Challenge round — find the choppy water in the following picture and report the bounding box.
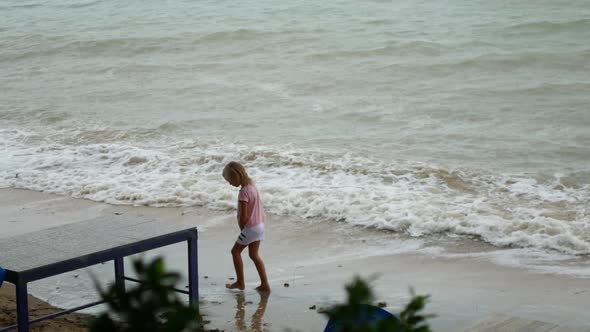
[1,0,590,258]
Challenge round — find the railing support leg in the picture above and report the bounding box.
[187,234,198,306]
[114,257,126,294]
[16,281,29,332]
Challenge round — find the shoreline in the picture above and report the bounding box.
[1,188,590,331]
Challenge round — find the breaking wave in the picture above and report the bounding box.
[1,128,589,255]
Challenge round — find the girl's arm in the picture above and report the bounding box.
[238,201,248,230]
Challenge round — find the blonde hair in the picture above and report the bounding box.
[222,161,253,186]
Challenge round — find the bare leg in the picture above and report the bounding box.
[227,242,247,290]
[248,241,271,292]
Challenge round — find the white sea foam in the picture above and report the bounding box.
[439,248,590,278]
[1,128,589,256]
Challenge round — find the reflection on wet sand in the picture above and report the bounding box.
[234,291,270,331]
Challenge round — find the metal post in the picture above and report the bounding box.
[114,257,126,294]
[187,234,198,305]
[15,280,29,332]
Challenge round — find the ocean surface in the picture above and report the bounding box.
[1,1,590,263]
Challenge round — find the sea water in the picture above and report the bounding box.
[1,1,589,266]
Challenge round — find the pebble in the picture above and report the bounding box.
[284,283,290,287]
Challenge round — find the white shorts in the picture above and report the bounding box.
[236,223,265,245]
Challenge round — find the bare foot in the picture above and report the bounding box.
[226,282,245,290]
[255,285,271,292]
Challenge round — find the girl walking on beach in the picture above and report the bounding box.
[222,161,271,292]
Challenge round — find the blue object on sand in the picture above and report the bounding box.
[323,304,395,332]
[0,267,6,288]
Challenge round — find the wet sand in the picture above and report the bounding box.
[1,188,589,331]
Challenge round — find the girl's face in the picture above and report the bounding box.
[226,175,241,187]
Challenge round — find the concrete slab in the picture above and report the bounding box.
[0,215,193,273]
[465,314,590,332]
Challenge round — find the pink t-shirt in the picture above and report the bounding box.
[237,185,265,228]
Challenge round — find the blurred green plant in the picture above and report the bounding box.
[90,256,205,332]
[323,276,433,332]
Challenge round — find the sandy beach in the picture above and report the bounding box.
[1,188,589,332]
[0,284,90,332]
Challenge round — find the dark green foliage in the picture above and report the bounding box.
[323,276,433,332]
[90,257,204,332]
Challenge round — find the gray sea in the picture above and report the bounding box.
[1,0,590,269]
